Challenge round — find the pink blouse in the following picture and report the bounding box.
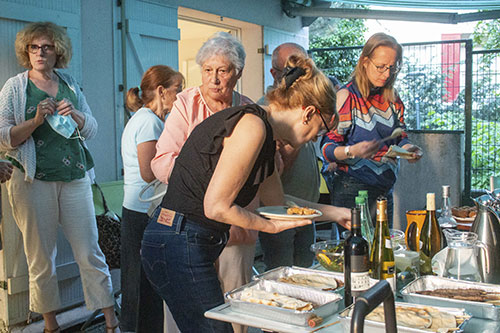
[151,86,253,183]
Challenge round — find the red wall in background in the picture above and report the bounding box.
[441,33,461,102]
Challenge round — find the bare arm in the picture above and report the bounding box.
[137,140,157,183]
[10,98,55,147]
[203,114,310,234]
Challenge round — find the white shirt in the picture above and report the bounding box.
[121,107,164,212]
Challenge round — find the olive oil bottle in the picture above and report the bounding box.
[419,192,444,275]
[369,196,395,291]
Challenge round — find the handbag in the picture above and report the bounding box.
[94,182,121,269]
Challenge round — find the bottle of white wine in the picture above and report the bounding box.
[419,192,444,275]
[369,196,395,291]
[344,207,370,307]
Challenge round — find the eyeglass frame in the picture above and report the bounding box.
[27,44,56,54]
[316,109,331,137]
[368,57,400,75]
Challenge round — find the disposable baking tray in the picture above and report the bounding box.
[225,278,342,326]
[400,275,500,320]
[252,266,344,292]
[339,301,470,333]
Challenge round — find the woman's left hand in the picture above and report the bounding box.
[57,98,85,128]
[402,144,423,163]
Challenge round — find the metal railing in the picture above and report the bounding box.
[310,39,500,200]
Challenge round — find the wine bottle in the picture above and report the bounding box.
[356,195,374,249]
[419,193,444,275]
[344,207,370,307]
[369,196,396,291]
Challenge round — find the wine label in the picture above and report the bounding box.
[351,254,369,272]
[351,271,370,291]
[385,238,392,249]
[381,261,395,279]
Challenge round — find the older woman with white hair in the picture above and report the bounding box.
[150,31,254,333]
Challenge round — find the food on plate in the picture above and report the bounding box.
[354,305,462,332]
[287,206,318,215]
[451,206,477,218]
[277,273,344,291]
[240,288,314,311]
[385,145,414,159]
[416,288,500,303]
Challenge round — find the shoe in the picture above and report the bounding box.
[43,327,60,333]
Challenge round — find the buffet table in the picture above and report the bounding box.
[205,265,500,332]
[205,301,500,332]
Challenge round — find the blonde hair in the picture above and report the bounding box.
[15,21,72,69]
[353,32,402,102]
[266,54,338,130]
[126,65,184,113]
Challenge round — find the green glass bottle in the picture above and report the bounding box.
[356,196,374,250]
[358,190,374,231]
[419,193,444,275]
[369,196,395,291]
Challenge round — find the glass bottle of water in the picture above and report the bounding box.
[356,196,374,249]
[438,185,457,229]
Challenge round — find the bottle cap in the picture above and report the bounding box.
[355,196,365,205]
[359,190,368,198]
[376,196,388,222]
[442,185,450,197]
[426,193,436,211]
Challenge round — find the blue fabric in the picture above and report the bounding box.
[120,207,163,332]
[330,172,394,231]
[258,224,315,270]
[141,207,232,333]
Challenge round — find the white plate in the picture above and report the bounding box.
[255,206,322,220]
[452,215,475,223]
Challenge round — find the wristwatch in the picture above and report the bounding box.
[344,146,354,159]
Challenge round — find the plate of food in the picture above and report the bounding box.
[385,145,415,159]
[256,206,322,220]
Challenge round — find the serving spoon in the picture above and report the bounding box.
[379,127,403,143]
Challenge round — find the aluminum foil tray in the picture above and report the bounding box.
[339,301,470,333]
[400,275,500,320]
[225,278,342,326]
[252,266,344,292]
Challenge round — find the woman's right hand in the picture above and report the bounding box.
[34,98,56,126]
[350,139,379,159]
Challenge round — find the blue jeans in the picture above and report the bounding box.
[331,172,394,237]
[120,207,163,332]
[141,207,232,333]
[259,224,315,270]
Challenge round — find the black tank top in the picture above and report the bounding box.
[161,104,275,232]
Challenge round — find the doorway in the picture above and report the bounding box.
[178,7,263,102]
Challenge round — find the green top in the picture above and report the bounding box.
[20,78,94,181]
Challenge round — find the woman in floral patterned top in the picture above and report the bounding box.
[0,22,119,333]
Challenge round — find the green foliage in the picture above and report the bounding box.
[309,18,366,84]
[473,19,500,50]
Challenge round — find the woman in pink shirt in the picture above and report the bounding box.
[150,32,254,333]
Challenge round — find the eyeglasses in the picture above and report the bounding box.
[27,44,55,54]
[316,109,331,137]
[368,58,400,75]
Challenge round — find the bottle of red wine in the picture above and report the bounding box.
[344,207,370,307]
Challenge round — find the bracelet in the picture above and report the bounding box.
[344,146,354,159]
